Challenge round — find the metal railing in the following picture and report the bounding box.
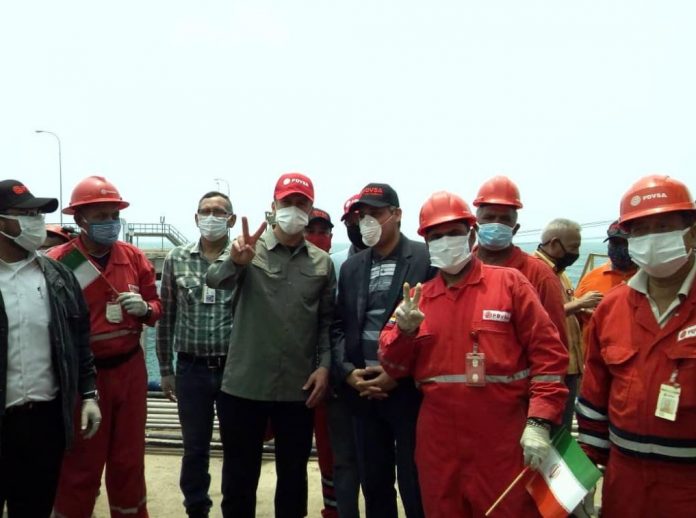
[126,223,189,247]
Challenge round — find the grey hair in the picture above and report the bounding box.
[541,218,581,243]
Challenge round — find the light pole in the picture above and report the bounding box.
[214,177,230,196]
[35,130,63,224]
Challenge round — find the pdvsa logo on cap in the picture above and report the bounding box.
[630,195,641,207]
[362,187,384,196]
[284,177,310,188]
[12,185,27,195]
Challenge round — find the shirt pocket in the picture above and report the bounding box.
[666,340,696,409]
[472,320,520,373]
[299,264,327,302]
[254,260,284,296]
[601,344,638,415]
[176,276,202,305]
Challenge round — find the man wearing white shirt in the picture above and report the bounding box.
[0,180,99,518]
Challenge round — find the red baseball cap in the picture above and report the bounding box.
[341,194,361,221]
[274,173,314,202]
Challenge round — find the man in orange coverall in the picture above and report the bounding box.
[576,174,696,517]
[378,191,568,518]
[48,175,161,518]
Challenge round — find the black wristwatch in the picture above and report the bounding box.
[142,303,153,321]
[526,417,551,430]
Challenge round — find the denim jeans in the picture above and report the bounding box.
[352,381,424,518]
[175,354,226,517]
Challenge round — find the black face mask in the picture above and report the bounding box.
[539,240,579,272]
[347,224,367,250]
[607,241,635,271]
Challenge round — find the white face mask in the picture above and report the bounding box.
[275,206,309,235]
[198,215,229,241]
[428,234,472,274]
[0,214,47,253]
[359,215,383,247]
[628,228,693,278]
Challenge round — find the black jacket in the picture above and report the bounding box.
[330,234,435,382]
[0,254,96,449]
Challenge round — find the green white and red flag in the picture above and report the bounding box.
[59,246,101,289]
[526,429,601,518]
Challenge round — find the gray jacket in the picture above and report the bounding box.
[0,254,96,449]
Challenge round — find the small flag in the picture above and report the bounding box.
[526,429,601,518]
[60,246,101,289]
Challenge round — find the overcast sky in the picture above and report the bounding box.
[1,1,694,243]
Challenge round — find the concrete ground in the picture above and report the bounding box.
[92,452,371,518]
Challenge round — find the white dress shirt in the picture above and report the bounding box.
[1,254,57,408]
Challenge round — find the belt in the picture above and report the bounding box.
[177,352,227,369]
[90,328,140,343]
[4,398,58,416]
[94,344,142,370]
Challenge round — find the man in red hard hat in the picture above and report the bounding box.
[379,191,568,517]
[576,175,696,517]
[473,175,568,355]
[48,175,161,518]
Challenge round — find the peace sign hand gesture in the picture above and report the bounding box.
[231,217,267,266]
[394,282,424,335]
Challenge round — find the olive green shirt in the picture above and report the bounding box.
[206,229,336,402]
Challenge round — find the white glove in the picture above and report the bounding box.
[161,374,177,402]
[117,292,149,317]
[81,399,101,439]
[395,282,424,334]
[520,422,551,470]
[571,486,596,517]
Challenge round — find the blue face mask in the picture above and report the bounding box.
[87,220,121,246]
[477,222,514,251]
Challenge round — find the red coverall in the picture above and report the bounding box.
[379,259,568,518]
[48,239,161,518]
[497,246,568,349]
[576,279,696,517]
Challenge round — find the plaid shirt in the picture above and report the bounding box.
[156,240,234,376]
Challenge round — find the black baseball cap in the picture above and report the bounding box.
[604,220,629,242]
[0,180,58,213]
[355,183,400,209]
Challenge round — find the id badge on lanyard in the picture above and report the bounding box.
[655,368,681,422]
[202,285,216,304]
[466,332,486,387]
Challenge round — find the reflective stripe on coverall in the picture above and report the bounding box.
[48,239,161,518]
[379,259,568,518]
[576,281,696,517]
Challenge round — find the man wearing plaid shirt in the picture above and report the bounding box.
[156,191,237,518]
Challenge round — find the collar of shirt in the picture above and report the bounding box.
[628,256,696,326]
[428,257,484,298]
[190,239,231,260]
[0,252,37,271]
[264,228,307,255]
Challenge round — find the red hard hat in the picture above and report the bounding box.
[418,191,477,236]
[63,176,130,215]
[472,175,523,209]
[619,174,696,225]
[45,224,73,242]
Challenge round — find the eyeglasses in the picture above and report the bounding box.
[197,209,231,217]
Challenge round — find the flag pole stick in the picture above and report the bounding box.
[485,466,530,516]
